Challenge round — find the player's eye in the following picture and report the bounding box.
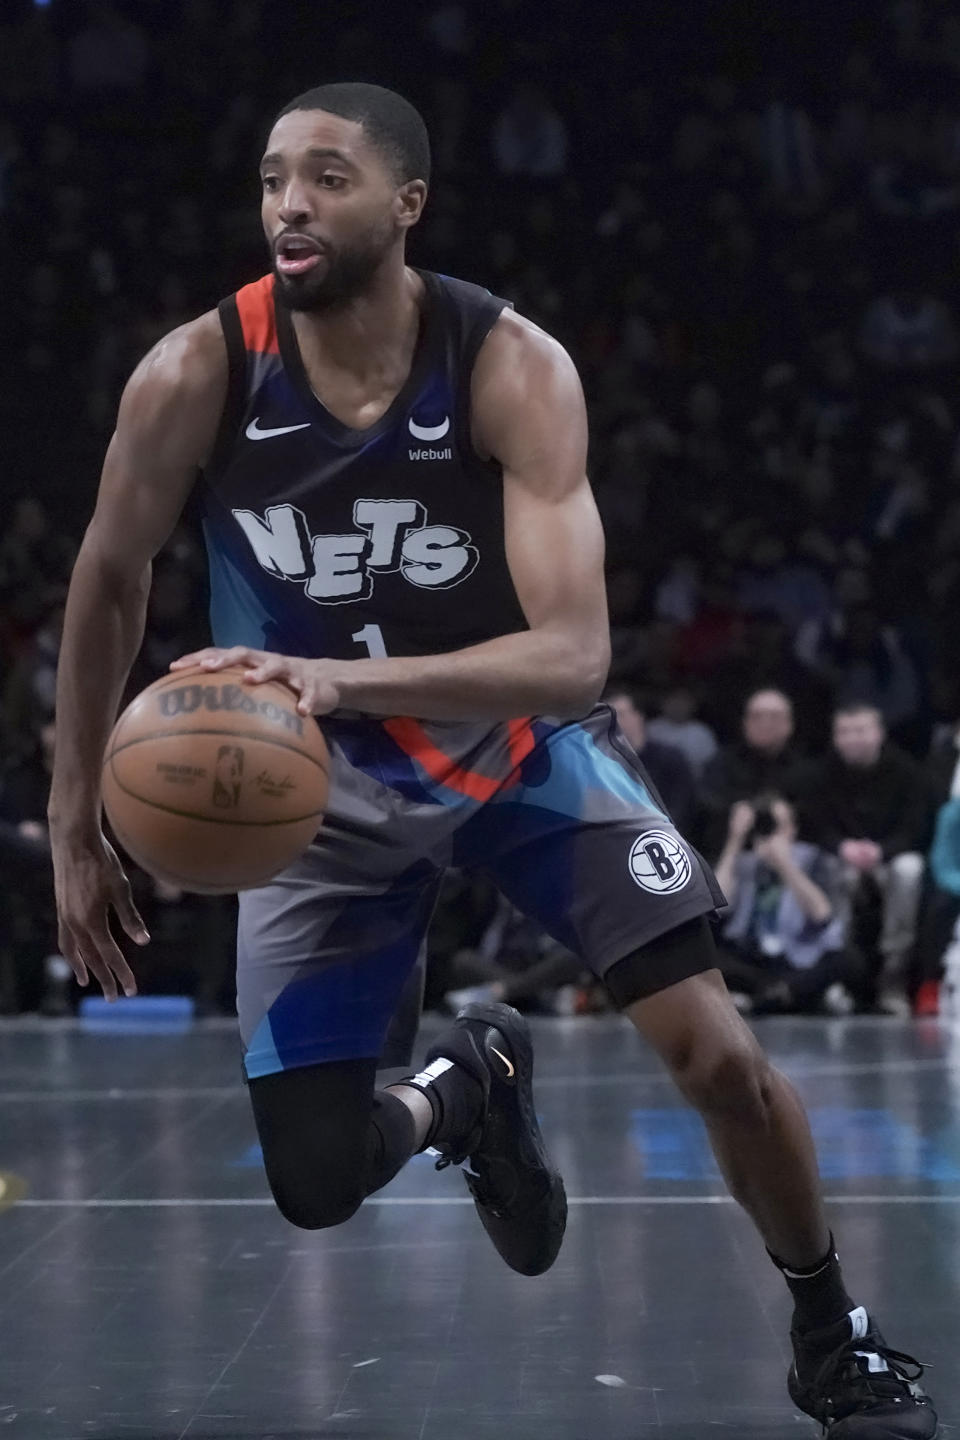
[261,175,280,192]
[318,174,346,189]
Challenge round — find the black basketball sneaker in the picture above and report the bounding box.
[422,1001,567,1276]
[789,1306,938,1437]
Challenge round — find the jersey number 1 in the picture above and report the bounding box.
[351,624,388,659]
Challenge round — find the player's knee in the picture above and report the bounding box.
[267,1166,364,1231]
[673,1037,773,1128]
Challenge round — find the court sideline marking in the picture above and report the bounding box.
[8,1194,960,1208]
[0,1056,957,1102]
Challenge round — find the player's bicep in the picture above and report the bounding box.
[83,315,226,583]
[476,315,609,658]
[87,430,192,574]
[503,472,608,647]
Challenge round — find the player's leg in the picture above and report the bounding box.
[614,926,935,1435]
[247,985,488,1230]
[237,829,457,1230]
[481,706,937,1434]
[369,723,574,1278]
[249,1058,415,1228]
[613,921,832,1263]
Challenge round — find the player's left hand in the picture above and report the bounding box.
[170,646,341,715]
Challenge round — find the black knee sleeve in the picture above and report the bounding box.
[604,915,718,1008]
[363,1089,417,1193]
[248,1059,417,1231]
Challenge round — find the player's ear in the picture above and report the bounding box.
[396,179,427,229]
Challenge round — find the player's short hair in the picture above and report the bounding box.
[276,82,431,187]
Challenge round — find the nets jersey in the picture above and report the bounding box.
[201,274,725,1081]
[200,268,526,664]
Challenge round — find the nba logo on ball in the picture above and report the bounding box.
[628,831,692,894]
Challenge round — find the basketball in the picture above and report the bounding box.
[101,665,330,893]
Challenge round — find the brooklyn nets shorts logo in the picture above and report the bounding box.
[628,830,692,894]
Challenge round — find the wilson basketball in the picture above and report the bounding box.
[101,665,330,893]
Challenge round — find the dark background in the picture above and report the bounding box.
[3,0,960,1013]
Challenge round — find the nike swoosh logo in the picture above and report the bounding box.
[490,1045,515,1079]
[408,415,450,441]
[245,418,311,440]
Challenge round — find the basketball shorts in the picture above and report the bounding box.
[237,705,725,1080]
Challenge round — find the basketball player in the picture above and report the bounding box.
[48,84,936,1435]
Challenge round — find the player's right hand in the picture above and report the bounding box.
[51,832,149,1000]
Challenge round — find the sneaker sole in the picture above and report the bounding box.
[788,1362,940,1437]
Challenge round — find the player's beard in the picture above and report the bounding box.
[272,217,397,313]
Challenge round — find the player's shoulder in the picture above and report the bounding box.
[473,306,583,418]
[119,309,227,425]
[128,308,227,397]
[469,306,586,468]
[429,267,573,375]
[116,309,228,459]
[485,306,573,373]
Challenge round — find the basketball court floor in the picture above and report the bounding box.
[1,1010,958,1438]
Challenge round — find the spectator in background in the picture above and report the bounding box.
[758,85,824,212]
[698,689,811,859]
[802,704,931,1014]
[67,1,150,94]
[0,719,68,1015]
[736,534,796,619]
[492,82,567,178]
[707,609,831,743]
[794,563,873,669]
[646,684,719,778]
[859,287,959,370]
[443,895,586,1016]
[673,572,742,678]
[911,711,960,1015]
[0,498,74,612]
[713,793,863,1014]
[0,3,57,109]
[679,381,731,486]
[654,554,701,626]
[606,686,695,831]
[798,602,922,742]
[735,533,832,633]
[869,118,960,220]
[2,600,63,762]
[127,558,208,698]
[423,869,499,1013]
[919,786,960,1017]
[0,121,20,216]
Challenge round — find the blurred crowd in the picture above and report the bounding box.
[4,0,960,1021]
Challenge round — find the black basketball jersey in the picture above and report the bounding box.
[199,268,527,663]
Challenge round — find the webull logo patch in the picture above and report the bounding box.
[408,446,453,461]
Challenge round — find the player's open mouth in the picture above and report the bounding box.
[275,235,324,275]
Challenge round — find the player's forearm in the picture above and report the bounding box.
[48,548,151,838]
[332,627,609,721]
